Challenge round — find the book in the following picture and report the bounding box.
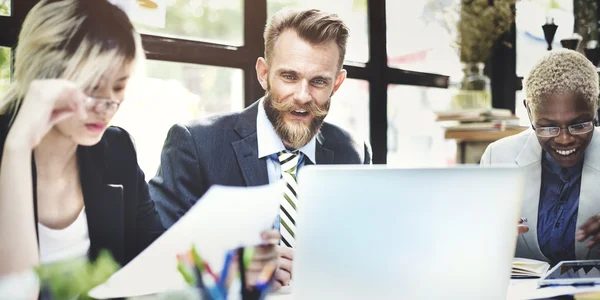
[512,258,550,278]
[435,108,518,122]
[443,122,526,132]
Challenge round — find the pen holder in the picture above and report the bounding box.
[177,246,277,300]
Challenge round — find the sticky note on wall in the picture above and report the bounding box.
[109,0,167,29]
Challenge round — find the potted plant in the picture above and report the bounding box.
[452,0,516,110]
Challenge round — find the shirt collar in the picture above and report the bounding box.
[256,98,317,163]
[542,151,583,181]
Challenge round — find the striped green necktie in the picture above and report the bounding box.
[278,150,300,248]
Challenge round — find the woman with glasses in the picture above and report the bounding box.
[0,1,278,298]
[481,49,600,265]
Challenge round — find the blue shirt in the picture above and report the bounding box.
[537,151,583,265]
[255,98,317,232]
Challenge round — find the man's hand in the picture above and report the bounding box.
[245,230,279,287]
[271,246,293,291]
[577,214,600,248]
[518,218,529,235]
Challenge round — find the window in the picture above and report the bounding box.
[516,0,574,77]
[0,1,484,165]
[325,78,370,142]
[386,0,462,78]
[0,0,10,16]
[0,47,10,93]
[387,84,455,167]
[267,0,369,63]
[132,0,244,45]
[112,61,243,177]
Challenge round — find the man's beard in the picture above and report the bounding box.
[264,91,330,150]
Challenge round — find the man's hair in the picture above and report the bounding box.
[1,0,144,115]
[525,49,599,113]
[263,9,349,69]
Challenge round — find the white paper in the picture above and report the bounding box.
[109,0,167,28]
[512,258,550,276]
[88,184,281,299]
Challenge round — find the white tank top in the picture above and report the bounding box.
[38,208,91,264]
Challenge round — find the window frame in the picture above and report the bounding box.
[0,0,521,164]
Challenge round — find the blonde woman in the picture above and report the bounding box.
[481,49,600,265]
[0,0,278,298]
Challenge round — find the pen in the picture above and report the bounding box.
[191,245,206,273]
[238,248,249,299]
[243,247,256,271]
[254,261,277,293]
[189,246,224,300]
[202,271,225,300]
[204,261,219,283]
[176,252,197,285]
[511,275,540,279]
[539,282,597,288]
[218,250,236,297]
[219,250,235,285]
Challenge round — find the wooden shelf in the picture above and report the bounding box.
[445,127,527,143]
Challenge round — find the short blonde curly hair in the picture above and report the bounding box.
[525,49,599,113]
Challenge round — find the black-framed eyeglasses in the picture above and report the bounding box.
[525,103,595,137]
[531,121,595,137]
[86,97,121,114]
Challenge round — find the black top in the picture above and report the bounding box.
[0,114,165,267]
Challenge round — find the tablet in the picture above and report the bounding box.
[538,260,600,287]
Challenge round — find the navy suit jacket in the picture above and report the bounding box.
[149,100,372,227]
[0,116,165,267]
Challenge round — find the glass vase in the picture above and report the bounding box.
[451,62,491,110]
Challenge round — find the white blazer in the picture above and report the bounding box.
[481,128,600,261]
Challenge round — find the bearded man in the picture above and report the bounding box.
[149,8,371,290]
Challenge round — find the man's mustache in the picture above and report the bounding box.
[268,97,329,118]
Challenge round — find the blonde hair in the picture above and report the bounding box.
[525,49,599,113]
[264,9,349,69]
[0,0,144,117]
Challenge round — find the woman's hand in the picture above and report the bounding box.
[518,217,529,235]
[6,79,87,150]
[577,214,600,248]
[0,79,86,277]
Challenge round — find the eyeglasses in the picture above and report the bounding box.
[531,121,594,137]
[525,103,596,137]
[86,97,122,114]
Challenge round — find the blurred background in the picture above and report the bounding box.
[1,0,597,178]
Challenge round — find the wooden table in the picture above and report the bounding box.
[444,127,528,164]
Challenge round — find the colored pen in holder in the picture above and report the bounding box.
[238,247,277,300]
[177,245,277,300]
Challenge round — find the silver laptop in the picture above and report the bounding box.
[293,165,524,300]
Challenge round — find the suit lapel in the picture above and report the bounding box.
[78,146,125,264]
[232,133,269,186]
[314,131,334,164]
[515,132,548,261]
[576,128,600,259]
[232,101,269,187]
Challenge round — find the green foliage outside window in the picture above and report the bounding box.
[0,47,10,94]
[0,0,10,16]
[135,0,243,45]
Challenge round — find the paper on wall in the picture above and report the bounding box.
[109,0,167,29]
